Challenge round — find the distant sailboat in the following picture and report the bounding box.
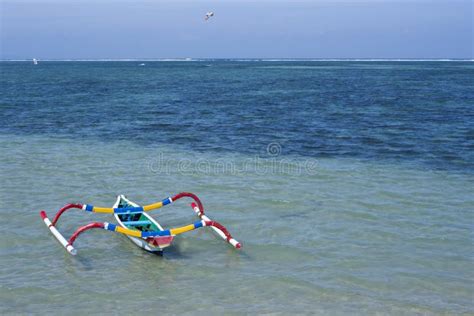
[33,58,38,65]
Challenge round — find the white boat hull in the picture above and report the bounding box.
[113,195,165,254]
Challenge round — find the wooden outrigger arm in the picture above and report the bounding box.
[39,192,241,255]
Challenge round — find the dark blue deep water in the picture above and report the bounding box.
[1,61,473,172]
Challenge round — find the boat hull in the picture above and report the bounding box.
[113,195,165,254]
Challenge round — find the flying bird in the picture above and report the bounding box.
[204,12,214,21]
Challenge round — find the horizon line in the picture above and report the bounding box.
[1,58,473,62]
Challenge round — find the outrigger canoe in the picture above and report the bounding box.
[39,192,241,256]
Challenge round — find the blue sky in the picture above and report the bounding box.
[0,0,472,59]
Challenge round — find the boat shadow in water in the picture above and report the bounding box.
[63,251,107,271]
[157,241,196,260]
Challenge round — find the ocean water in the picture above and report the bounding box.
[0,61,473,314]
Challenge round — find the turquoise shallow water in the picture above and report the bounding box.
[0,61,473,314]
